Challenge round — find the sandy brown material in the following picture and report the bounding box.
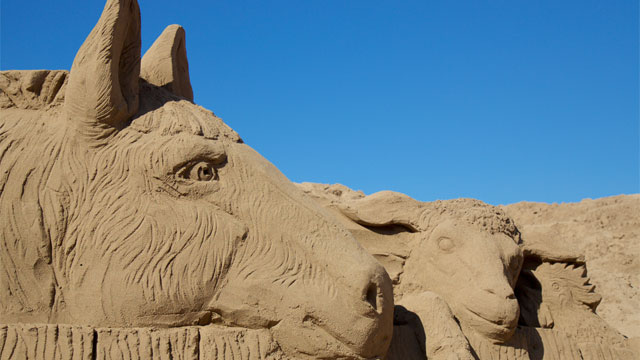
[64,0,141,132]
[141,25,194,102]
[502,195,640,339]
[0,70,68,110]
[2,0,636,358]
[0,323,285,359]
[388,292,474,360]
[298,183,638,359]
[0,1,393,358]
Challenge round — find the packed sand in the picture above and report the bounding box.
[2,0,636,358]
[297,182,639,339]
[297,183,639,339]
[297,183,639,358]
[0,0,394,357]
[502,195,640,338]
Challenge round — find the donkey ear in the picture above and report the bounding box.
[141,25,194,102]
[64,0,141,132]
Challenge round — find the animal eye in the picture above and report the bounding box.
[178,161,217,181]
[437,237,455,252]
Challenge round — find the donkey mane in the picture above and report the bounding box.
[0,97,64,320]
[0,70,68,111]
[0,72,241,321]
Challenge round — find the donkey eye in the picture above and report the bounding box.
[178,161,217,181]
[437,237,455,252]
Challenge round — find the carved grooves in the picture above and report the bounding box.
[0,324,93,360]
[465,326,584,360]
[0,324,286,360]
[0,70,68,110]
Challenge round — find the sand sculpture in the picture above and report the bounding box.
[0,1,395,358]
[2,1,637,360]
[297,183,639,359]
[503,195,640,340]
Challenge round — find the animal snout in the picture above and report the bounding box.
[340,262,394,357]
[354,262,393,318]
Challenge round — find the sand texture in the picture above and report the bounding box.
[0,1,393,358]
[1,0,637,358]
[297,183,638,359]
[502,195,640,338]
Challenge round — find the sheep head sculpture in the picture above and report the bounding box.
[0,1,393,358]
[336,192,523,343]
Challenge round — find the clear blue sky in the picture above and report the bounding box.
[2,0,638,205]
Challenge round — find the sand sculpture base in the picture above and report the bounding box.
[0,324,284,360]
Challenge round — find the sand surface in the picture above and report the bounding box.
[502,195,639,338]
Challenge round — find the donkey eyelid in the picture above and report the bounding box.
[166,136,226,167]
[167,142,227,174]
[172,153,226,173]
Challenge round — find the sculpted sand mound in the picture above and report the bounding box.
[2,1,636,358]
[297,183,638,359]
[502,195,640,338]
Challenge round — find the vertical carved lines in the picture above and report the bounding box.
[0,324,286,360]
[0,324,93,360]
[199,327,284,360]
[95,327,199,360]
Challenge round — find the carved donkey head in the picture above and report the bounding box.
[0,1,393,357]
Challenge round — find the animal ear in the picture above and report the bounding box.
[64,0,141,132]
[337,191,424,232]
[141,25,194,102]
[521,239,585,263]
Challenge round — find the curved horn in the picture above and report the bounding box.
[141,25,194,101]
[64,0,141,135]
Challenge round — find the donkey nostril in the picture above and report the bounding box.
[365,282,378,311]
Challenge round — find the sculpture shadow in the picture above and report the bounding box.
[386,305,427,359]
[515,258,548,360]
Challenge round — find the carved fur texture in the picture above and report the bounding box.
[0,1,394,358]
